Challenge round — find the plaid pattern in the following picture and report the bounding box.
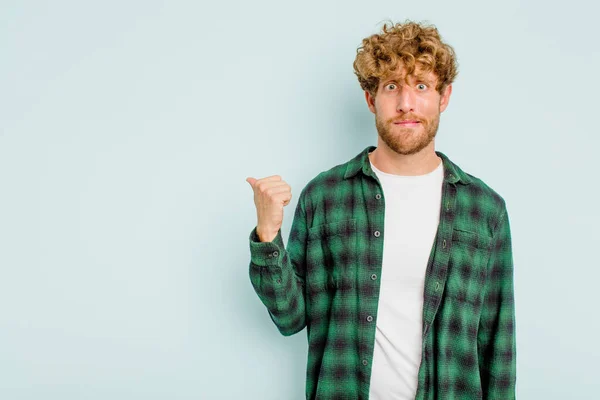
[249,146,516,399]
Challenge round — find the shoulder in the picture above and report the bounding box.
[297,161,351,208]
[456,168,509,236]
[466,172,506,210]
[442,151,507,211]
[295,153,361,222]
[440,151,509,235]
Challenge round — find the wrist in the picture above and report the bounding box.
[256,225,278,242]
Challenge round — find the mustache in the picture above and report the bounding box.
[386,115,424,124]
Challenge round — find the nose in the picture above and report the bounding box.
[396,86,416,113]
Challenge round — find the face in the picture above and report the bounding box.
[365,66,452,155]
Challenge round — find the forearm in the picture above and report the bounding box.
[249,227,307,336]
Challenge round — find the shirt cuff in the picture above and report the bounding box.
[249,227,285,266]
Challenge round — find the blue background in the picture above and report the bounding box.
[1,0,598,398]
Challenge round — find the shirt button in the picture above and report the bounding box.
[442,239,447,248]
[435,282,440,291]
[362,359,368,366]
[375,193,381,200]
[276,279,282,284]
[371,274,377,280]
[374,230,381,237]
[272,251,279,257]
[366,315,373,322]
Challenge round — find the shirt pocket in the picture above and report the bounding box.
[306,219,357,292]
[445,228,492,306]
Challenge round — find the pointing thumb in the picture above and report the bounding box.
[246,177,257,187]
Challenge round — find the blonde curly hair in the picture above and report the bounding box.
[353,20,458,96]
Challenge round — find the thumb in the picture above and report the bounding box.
[246,177,257,188]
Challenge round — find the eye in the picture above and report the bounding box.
[417,83,427,90]
[385,83,397,91]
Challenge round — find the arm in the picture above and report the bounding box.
[477,207,517,399]
[248,192,308,336]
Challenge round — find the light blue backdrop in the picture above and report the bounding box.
[1,0,598,399]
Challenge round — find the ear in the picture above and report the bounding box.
[365,91,376,114]
[439,84,452,113]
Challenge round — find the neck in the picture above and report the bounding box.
[368,140,441,176]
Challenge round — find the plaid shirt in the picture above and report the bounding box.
[248,146,516,400]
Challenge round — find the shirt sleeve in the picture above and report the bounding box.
[477,206,517,399]
[248,191,308,336]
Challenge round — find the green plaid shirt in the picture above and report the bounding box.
[248,146,516,400]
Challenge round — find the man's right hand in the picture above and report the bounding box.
[246,175,292,242]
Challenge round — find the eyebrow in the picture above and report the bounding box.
[385,75,435,85]
[415,75,434,83]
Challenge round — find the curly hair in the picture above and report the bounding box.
[353,20,458,96]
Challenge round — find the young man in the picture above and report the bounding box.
[246,21,516,400]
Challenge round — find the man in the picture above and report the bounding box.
[246,20,516,400]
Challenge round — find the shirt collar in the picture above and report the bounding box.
[343,145,473,185]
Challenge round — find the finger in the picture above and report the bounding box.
[260,181,290,191]
[256,175,282,184]
[265,185,292,196]
[246,177,257,187]
[282,193,293,206]
[256,181,290,193]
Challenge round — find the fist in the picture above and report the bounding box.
[246,175,292,242]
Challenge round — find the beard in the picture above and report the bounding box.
[375,111,441,155]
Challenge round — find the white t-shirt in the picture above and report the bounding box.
[368,156,444,400]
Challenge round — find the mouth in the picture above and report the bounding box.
[393,120,421,127]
